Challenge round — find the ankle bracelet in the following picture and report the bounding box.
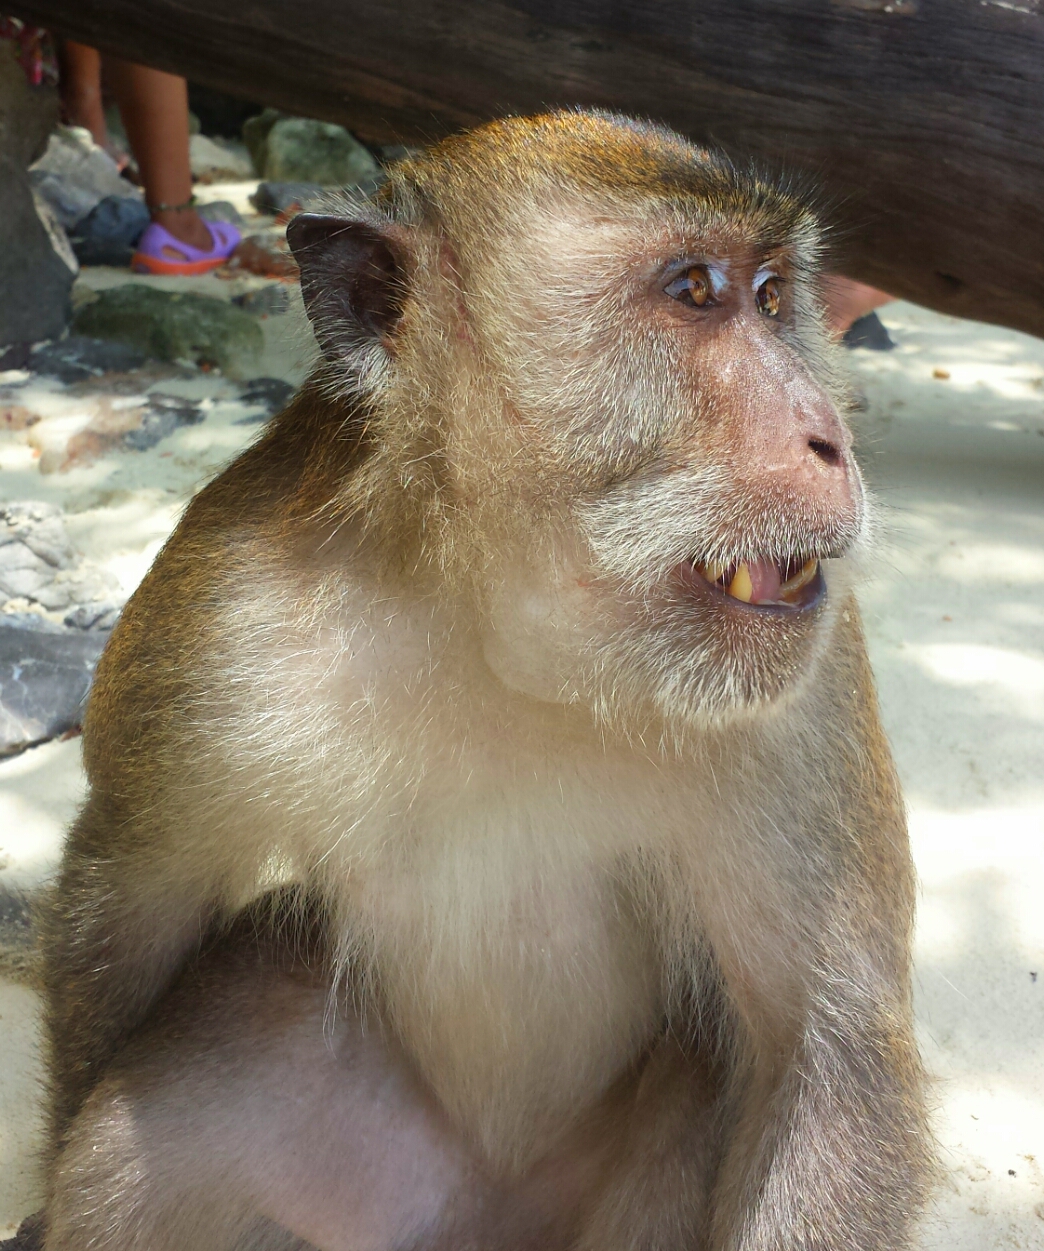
[148,196,197,213]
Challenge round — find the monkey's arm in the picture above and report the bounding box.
[578,608,931,1251]
[41,386,372,1144]
[708,611,932,1251]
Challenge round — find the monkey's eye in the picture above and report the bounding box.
[665,266,713,308]
[756,276,782,317]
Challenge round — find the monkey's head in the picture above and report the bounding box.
[287,112,866,733]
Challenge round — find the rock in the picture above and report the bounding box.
[64,602,119,631]
[0,343,31,371]
[0,886,35,983]
[122,393,205,451]
[233,284,290,316]
[0,55,75,347]
[68,193,151,267]
[0,621,107,755]
[251,180,324,215]
[1,501,75,571]
[0,541,58,602]
[72,285,263,379]
[235,376,296,422]
[258,116,380,187]
[0,40,57,169]
[189,133,254,182]
[0,1211,45,1251]
[1,503,121,627]
[199,199,244,226]
[242,107,283,174]
[30,335,148,383]
[843,311,896,351]
[28,124,140,229]
[227,235,298,280]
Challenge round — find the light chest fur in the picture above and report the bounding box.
[190,562,825,1171]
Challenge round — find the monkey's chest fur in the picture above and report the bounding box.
[342,825,664,1173]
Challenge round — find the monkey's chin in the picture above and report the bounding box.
[676,556,826,613]
[591,558,836,738]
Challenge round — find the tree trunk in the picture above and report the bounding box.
[13,0,1044,338]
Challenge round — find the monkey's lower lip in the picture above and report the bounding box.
[681,556,824,611]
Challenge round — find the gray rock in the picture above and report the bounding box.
[250,180,325,215]
[30,334,148,383]
[0,342,31,370]
[64,602,119,631]
[2,612,65,633]
[199,199,244,226]
[0,886,34,983]
[1,502,74,569]
[234,284,290,316]
[0,622,107,755]
[843,311,895,351]
[234,376,296,423]
[0,546,53,602]
[68,194,150,267]
[123,393,205,451]
[72,286,263,380]
[1,502,121,624]
[28,124,140,229]
[0,56,75,348]
[189,134,253,181]
[260,117,380,187]
[242,108,284,174]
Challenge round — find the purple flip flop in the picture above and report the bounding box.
[131,218,241,275]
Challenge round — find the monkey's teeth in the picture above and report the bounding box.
[727,563,754,603]
[778,558,819,603]
[702,559,728,584]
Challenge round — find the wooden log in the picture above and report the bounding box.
[12,0,1044,337]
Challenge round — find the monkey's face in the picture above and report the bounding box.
[287,117,867,732]
[453,200,866,730]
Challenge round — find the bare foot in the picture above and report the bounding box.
[152,208,214,255]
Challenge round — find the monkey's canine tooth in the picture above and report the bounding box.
[726,563,754,603]
[778,558,819,603]
[701,559,728,584]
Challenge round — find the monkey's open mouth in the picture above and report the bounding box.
[683,556,823,610]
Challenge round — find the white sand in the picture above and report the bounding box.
[1,298,1042,1243]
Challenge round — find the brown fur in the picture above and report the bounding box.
[40,111,931,1250]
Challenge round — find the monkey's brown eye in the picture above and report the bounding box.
[756,277,782,317]
[665,267,713,308]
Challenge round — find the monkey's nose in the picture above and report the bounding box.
[807,436,843,469]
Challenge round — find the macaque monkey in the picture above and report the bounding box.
[37,111,932,1251]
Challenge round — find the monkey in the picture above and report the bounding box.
[36,110,932,1250]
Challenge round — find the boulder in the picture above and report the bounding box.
[246,112,380,187]
[0,621,107,755]
[189,133,253,182]
[0,52,75,347]
[0,502,120,616]
[251,180,324,215]
[198,199,244,226]
[29,123,140,229]
[233,284,290,316]
[234,375,296,423]
[72,285,263,379]
[29,334,147,383]
[67,193,150,267]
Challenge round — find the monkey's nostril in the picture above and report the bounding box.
[808,437,841,468]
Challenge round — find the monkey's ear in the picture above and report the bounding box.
[286,213,409,362]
